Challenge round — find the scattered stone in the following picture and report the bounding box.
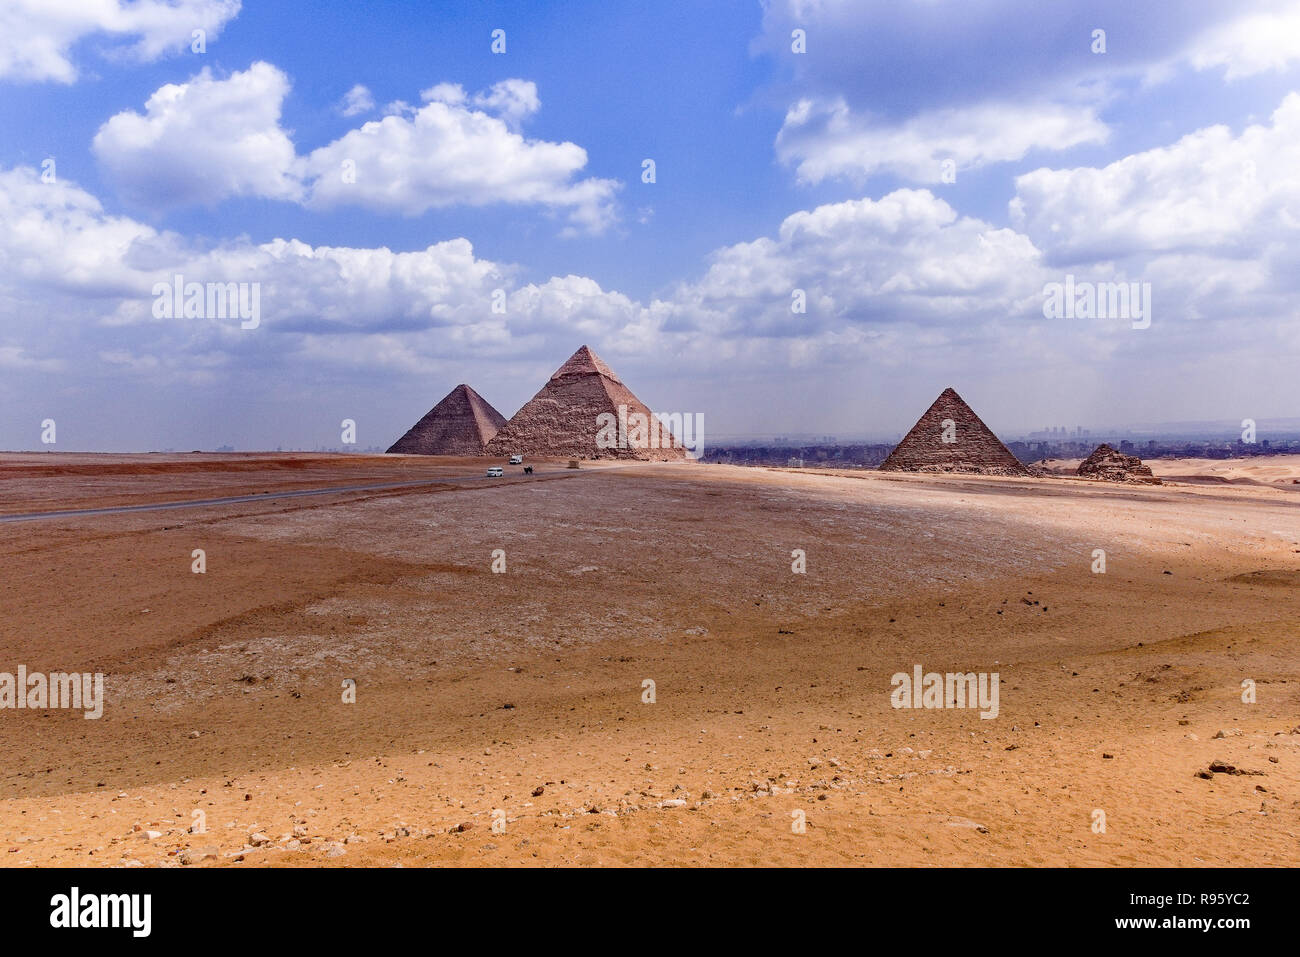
[1076,444,1161,484]
[1202,759,1264,776]
[178,847,217,865]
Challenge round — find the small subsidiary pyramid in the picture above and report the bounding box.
[879,387,1029,475]
[1077,444,1161,484]
[387,384,508,455]
[484,345,689,460]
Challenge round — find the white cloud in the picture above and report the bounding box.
[418,80,542,129]
[1011,93,1300,264]
[337,84,375,117]
[464,78,540,130]
[92,62,302,208]
[0,164,626,376]
[0,165,160,296]
[1182,5,1300,79]
[777,96,1108,185]
[5,131,1299,444]
[662,188,1046,356]
[1,164,1046,383]
[304,79,618,234]
[0,0,240,83]
[758,0,1300,187]
[92,67,619,234]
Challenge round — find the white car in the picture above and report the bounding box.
[485,467,504,477]
[508,455,523,465]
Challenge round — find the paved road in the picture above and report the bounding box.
[0,469,582,524]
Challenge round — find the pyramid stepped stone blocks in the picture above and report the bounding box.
[879,387,1029,476]
[387,384,507,455]
[485,345,689,461]
[1077,444,1161,484]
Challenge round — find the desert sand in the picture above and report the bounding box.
[0,452,1297,867]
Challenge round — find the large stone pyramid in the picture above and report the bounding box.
[485,345,689,460]
[387,383,508,455]
[879,387,1029,475]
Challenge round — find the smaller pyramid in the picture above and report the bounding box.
[485,345,689,460]
[1077,444,1161,484]
[387,384,507,455]
[879,387,1029,476]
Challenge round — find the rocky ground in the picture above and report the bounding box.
[0,454,1297,866]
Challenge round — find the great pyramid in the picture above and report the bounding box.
[387,383,508,455]
[484,345,689,461]
[879,387,1029,476]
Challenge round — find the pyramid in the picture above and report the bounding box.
[1077,444,1161,484]
[484,345,689,461]
[387,384,507,455]
[879,387,1029,475]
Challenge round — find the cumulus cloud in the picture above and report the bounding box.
[753,0,1284,111]
[6,111,1300,445]
[337,84,375,117]
[92,62,302,208]
[1,164,1045,384]
[422,79,541,129]
[0,0,240,83]
[758,0,1300,186]
[305,78,617,234]
[12,150,1289,383]
[777,96,1108,185]
[0,165,625,374]
[1011,93,1300,265]
[1182,3,1300,79]
[92,68,618,234]
[661,188,1047,361]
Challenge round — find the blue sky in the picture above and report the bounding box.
[2,0,1300,450]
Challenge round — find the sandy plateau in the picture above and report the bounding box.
[0,452,1297,867]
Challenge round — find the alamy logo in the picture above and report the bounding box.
[890,665,999,719]
[0,667,104,719]
[50,887,151,937]
[595,405,705,459]
[152,274,261,329]
[1042,275,1151,330]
